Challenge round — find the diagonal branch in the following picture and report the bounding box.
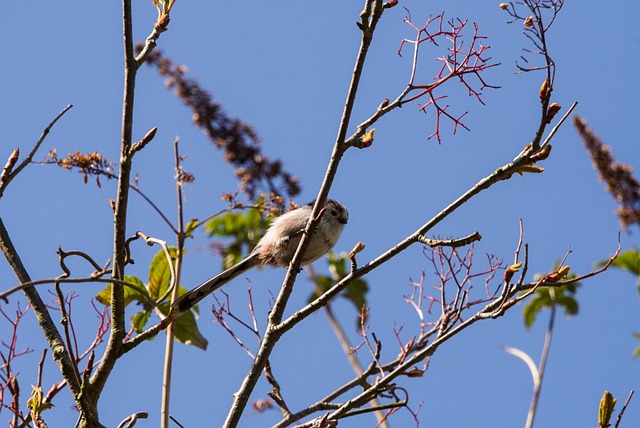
[0,104,73,199]
[222,2,386,426]
[0,217,89,417]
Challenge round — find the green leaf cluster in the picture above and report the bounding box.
[522,262,580,329]
[96,247,208,350]
[604,247,640,282]
[309,252,369,321]
[204,209,269,269]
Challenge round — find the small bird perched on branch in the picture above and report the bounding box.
[171,199,349,317]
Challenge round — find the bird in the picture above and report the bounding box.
[170,199,348,317]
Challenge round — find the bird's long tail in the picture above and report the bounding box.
[171,253,260,317]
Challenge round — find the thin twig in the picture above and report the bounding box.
[0,276,155,306]
[540,101,578,149]
[54,282,82,389]
[160,139,186,428]
[36,349,47,388]
[221,3,385,426]
[0,217,85,412]
[265,360,291,418]
[299,241,617,425]
[169,416,186,428]
[90,0,140,410]
[308,265,390,428]
[613,390,634,428]
[0,104,73,198]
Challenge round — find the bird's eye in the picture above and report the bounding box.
[331,210,338,217]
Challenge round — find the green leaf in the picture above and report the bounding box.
[205,210,269,241]
[327,252,348,278]
[633,333,640,358]
[158,303,208,350]
[557,295,579,317]
[342,279,368,312]
[222,242,245,269]
[205,212,241,237]
[522,261,581,329]
[173,310,208,350]
[148,247,178,299]
[204,209,270,270]
[185,218,199,238]
[96,275,147,307]
[307,252,369,317]
[523,295,544,329]
[96,287,111,306]
[132,310,152,333]
[308,275,333,301]
[126,285,199,338]
[600,248,640,277]
[245,208,263,229]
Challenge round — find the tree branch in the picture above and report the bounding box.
[88,0,141,414]
[0,104,73,199]
[0,217,91,419]
[221,2,386,426]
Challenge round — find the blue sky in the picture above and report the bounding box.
[1,1,640,427]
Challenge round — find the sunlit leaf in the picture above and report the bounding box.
[132,310,152,333]
[308,252,369,319]
[327,252,348,278]
[26,385,52,416]
[185,218,199,238]
[245,207,263,229]
[633,333,640,359]
[598,248,640,278]
[522,261,580,329]
[96,275,147,307]
[204,209,270,269]
[148,247,178,299]
[158,303,208,350]
[96,287,111,306]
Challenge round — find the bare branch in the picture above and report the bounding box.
[0,276,155,306]
[0,104,73,199]
[614,390,635,428]
[416,231,482,248]
[0,216,85,415]
[221,2,387,426]
[350,12,499,144]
